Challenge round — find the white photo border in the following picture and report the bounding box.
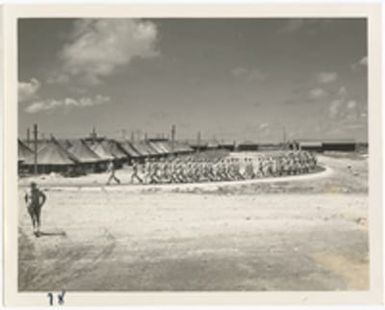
[3,3,383,306]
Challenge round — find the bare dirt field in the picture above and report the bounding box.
[18,152,368,291]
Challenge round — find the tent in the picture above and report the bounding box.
[56,139,73,149]
[21,139,50,152]
[23,138,79,174]
[87,141,115,161]
[154,140,173,154]
[118,140,142,159]
[130,141,156,157]
[146,141,167,156]
[100,139,128,160]
[68,139,107,172]
[68,139,101,163]
[148,141,170,156]
[18,139,34,162]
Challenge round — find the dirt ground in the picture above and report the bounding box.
[18,152,369,291]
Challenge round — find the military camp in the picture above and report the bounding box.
[16,17,371,296]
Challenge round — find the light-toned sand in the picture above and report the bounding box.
[18,153,368,291]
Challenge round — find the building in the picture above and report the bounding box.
[23,138,80,174]
[321,140,356,152]
[237,141,259,151]
[298,139,357,152]
[298,141,323,152]
[67,139,106,173]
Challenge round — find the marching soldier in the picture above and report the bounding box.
[234,158,244,180]
[149,160,160,184]
[106,160,121,185]
[130,160,143,184]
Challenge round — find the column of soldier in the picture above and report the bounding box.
[130,150,317,184]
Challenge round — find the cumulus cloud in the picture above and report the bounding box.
[316,72,338,84]
[49,19,159,85]
[359,57,368,66]
[337,86,348,97]
[259,123,269,130]
[329,98,360,121]
[231,66,266,82]
[25,95,110,113]
[346,100,357,110]
[352,56,368,71]
[309,87,328,100]
[18,78,41,102]
[329,99,344,119]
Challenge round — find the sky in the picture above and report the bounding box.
[18,18,368,142]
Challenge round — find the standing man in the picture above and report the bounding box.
[106,160,121,185]
[24,182,46,237]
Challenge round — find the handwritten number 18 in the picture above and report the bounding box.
[47,291,65,306]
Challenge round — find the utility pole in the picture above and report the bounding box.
[197,131,201,153]
[130,131,135,142]
[282,126,287,150]
[144,132,148,141]
[91,126,97,142]
[26,128,30,147]
[171,124,176,153]
[33,123,38,175]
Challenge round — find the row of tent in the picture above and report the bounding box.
[18,137,193,175]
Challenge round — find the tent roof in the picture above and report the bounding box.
[20,139,50,151]
[144,142,160,156]
[100,140,128,159]
[56,139,73,149]
[130,141,156,156]
[147,141,167,155]
[149,141,170,154]
[18,139,34,162]
[87,141,115,160]
[68,139,102,163]
[118,141,142,158]
[156,141,174,153]
[24,140,79,165]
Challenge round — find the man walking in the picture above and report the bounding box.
[24,182,46,237]
[106,160,121,185]
[131,160,143,184]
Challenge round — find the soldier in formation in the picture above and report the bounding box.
[129,150,317,185]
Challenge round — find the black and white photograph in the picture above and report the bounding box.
[2,3,383,306]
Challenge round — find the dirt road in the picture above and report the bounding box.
[18,154,368,291]
[19,192,368,291]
